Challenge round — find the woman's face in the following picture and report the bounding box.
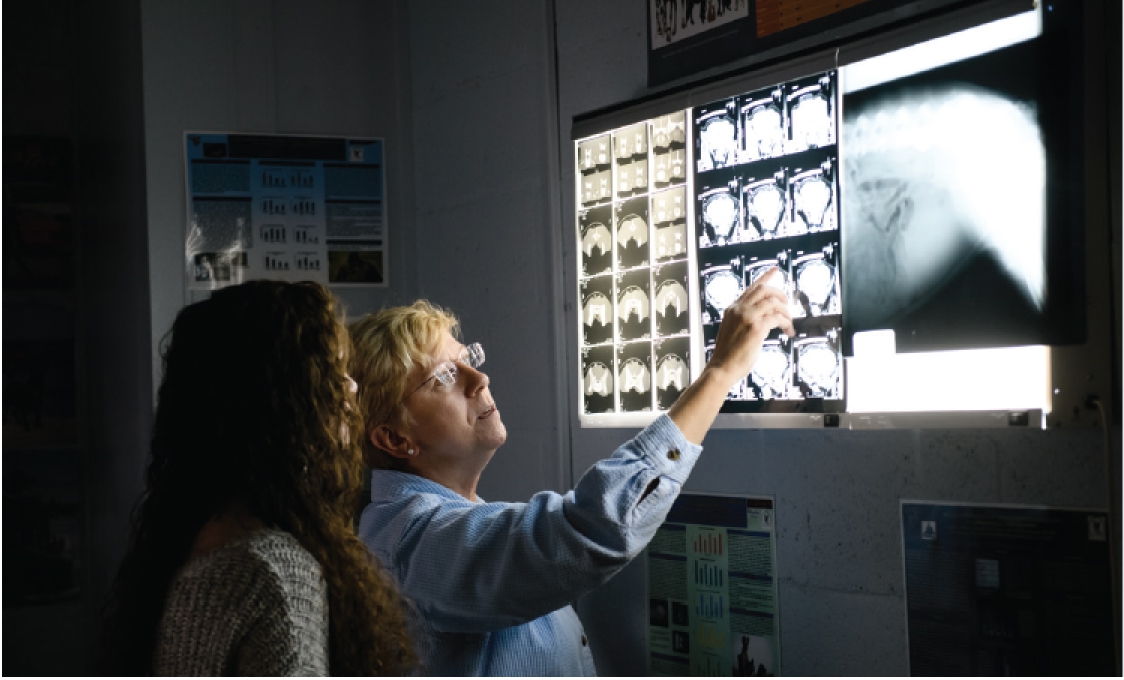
[401,330,507,464]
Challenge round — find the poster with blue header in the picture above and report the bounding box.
[183,133,387,289]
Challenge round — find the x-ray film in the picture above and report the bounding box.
[580,135,612,172]
[581,276,614,346]
[790,156,837,232]
[742,172,788,242]
[697,180,742,249]
[652,187,688,262]
[700,258,744,326]
[618,268,652,341]
[794,332,842,399]
[618,341,654,412]
[580,205,613,277]
[582,345,616,414]
[793,245,841,318]
[695,101,739,173]
[655,337,690,410]
[616,197,650,270]
[740,85,786,163]
[748,336,797,400]
[786,74,835,154]
[654,261,690,337]
[582,168,613,206]
[840,20,1082,352]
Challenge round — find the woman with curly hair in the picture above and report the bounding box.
[96,280,416,676]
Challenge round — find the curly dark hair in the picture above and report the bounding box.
[96,280,416,675]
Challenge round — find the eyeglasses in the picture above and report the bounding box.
[403,342,485,401]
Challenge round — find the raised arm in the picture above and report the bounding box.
[668,267,794,443]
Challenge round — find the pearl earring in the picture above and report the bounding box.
[408,449,416,455]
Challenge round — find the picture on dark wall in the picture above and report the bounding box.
[617,268,652,341]
[618,341,654,412]
[615,197,650,270]
[654,261,690,336]
[581,275,614,346]
[841,4,1084,353]
[580,205,613,276]
[656,337,690,409]
[582,345,615,414]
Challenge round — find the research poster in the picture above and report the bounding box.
[184,133,387,290]
[901,501,1116,676]
[647,494,780,676]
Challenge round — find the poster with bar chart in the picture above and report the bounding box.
[646,494,780,676]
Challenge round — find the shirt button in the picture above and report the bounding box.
[667,449,681,461]
[581,634,588,647]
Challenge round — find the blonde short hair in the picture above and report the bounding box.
[348,300,459,469]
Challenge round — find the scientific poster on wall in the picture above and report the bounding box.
[901,501,1116,676]
[184,133,387,290]
[647,493,780,676]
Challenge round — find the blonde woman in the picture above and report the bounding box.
[349,271,791,675]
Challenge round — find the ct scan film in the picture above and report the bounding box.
[693,71,844,414]
[576,110,693,415]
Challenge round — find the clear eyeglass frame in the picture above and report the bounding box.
[405,342,485,400]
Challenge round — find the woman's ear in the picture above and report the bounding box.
[370,425,415,460]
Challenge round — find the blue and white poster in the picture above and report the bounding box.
[184,133,387,289]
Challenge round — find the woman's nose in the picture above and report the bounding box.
[462,363,489,395]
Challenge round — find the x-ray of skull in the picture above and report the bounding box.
[791,159,836,234]
[580,205,613,276]
[618,267,652,341]
[616,197,650,270]
[740,86,786,163]
[795,332,841,399]
[787,74,835,155]
[749,338,795,400]
[618,341,654,412]
[695,100,739,173]
[743,173,788,241]
[582,345,616,413]
[656,337,690,410]
[581,276,614,346]
[793,245,841,318]
[655,261,690,337]
[701,260,744,325]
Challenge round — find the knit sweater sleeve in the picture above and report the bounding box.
[154,530,329,676]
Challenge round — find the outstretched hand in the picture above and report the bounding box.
[667,267,794,444]
[706,267,795,384]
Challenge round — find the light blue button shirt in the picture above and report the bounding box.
[358,414,702,676]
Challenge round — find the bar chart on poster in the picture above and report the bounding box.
[576,1,1084,428]
[183,133,388,291]
[646,494,779,677]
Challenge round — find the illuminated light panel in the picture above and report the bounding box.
[842,8,1042,94]
[846,345,1051,413]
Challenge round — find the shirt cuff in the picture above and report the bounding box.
[630,413,704,484]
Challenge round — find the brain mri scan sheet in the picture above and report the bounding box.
[698,181,742,249]
[616,197,650,270]
[695,101,739,173]
[748,337,797,400]
[582,345,616,414]
[741,85,787,164]
[618,268,652,341]
[786,74,835,154]
[580,205,613,276]
[656,337,690,409]
[581,275,615,346]
[652,187,688,261]
[742,172,788,242]
[618,341,654,412]
[700,258,744,326]
[654,261,690,337]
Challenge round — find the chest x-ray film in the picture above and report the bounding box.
[840,1,1084,354]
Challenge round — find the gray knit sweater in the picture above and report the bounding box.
[154,529,329,676]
